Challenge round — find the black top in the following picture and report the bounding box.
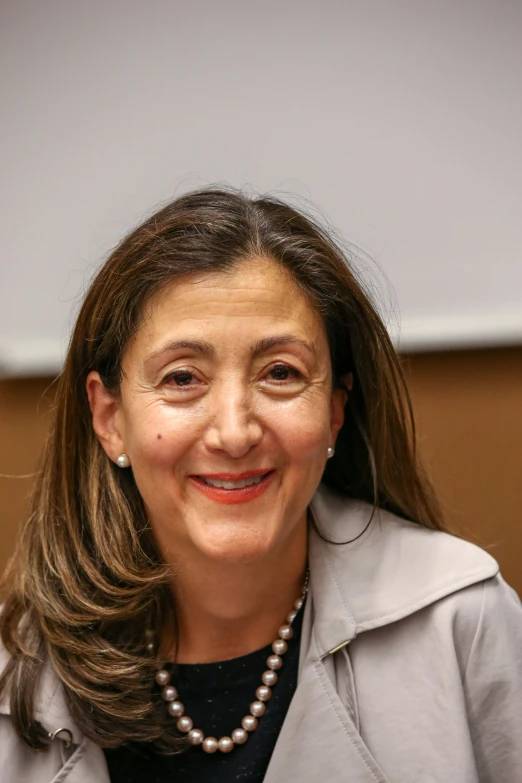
[104,601,304,783]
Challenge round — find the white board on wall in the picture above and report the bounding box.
[1,0,521,376]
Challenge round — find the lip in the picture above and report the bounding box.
[189,470,275,505]
[194,469,271,481]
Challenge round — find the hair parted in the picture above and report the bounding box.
[0,185,445,751]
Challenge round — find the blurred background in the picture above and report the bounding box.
[1,1,521,592]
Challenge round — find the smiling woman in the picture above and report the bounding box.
[86,258,347,584]
[1,186,521,783]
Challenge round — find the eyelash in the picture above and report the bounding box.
[162,363,302,389]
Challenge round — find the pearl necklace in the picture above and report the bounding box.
[154,570,310,754]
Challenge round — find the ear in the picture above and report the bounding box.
[329,372,353,442]
[86,371,126,463]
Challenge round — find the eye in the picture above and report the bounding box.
[266,364,302,382]
[163,370,199,387]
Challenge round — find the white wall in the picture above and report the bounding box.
[1,0,521,376]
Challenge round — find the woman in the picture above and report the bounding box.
[0,186,520,783]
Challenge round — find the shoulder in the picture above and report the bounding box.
[421,573,522,678]
[453,573,522,671]
[448,574,522,776]
[0,609,13,713]
[0,609,79,744]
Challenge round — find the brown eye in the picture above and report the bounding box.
[268,365,301,381]
[165,371,195,387]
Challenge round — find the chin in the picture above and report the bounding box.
[194,526,275,565]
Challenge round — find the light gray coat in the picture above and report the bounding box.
[1,484,521,782]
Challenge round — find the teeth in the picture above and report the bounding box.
[201,474,266,489]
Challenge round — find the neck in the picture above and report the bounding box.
[159,517,308,664]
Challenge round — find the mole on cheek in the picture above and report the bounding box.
[157,434,162,439]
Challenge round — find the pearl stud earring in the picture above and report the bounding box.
[327,447,335,459]
[116,453,131,468]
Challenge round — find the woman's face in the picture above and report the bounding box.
[88,257,347,566]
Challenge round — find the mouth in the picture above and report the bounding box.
[189,470,275,504]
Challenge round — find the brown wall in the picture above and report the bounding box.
[403,346,522,594]
[1,346,521,594]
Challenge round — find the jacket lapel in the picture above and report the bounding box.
[264,631,391,783]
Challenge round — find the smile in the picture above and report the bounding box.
[200,475,265,489]
[189,470,275,504]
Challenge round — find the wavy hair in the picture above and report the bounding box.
[0,185,445,751]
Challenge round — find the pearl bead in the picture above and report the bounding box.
[262,669,278,686]
[177,716,193,733]
[116,454,130,468]
[188,728,204,745]
[278,624,294,640]
[202,736,219,753]
[267,654,283,670]
[218,736,234,753]
[162,685,178,702]
[232,727,248,744]
[167,701,184,717]
[155,670,171,687]
[272,639,287,656]
[154,569,310,754]
[250,700,266,717]
[256,685,272,702]
[242,715,258,732]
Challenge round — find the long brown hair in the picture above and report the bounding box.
[0,185,445,751]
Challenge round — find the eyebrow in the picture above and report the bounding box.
[145,340,216,365]
[249,335,317,358]
[145,335,317,365]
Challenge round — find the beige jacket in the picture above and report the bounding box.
[1,484,521,782]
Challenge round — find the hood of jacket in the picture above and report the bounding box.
[308,483,499,658]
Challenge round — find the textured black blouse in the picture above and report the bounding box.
[104,601,304,783]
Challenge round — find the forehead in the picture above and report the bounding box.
[134,257,327,351]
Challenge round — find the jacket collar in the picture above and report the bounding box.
[308,483,499,658]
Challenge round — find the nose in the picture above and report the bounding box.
[203,382,263,459]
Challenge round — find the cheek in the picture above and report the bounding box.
[272,397,330,462]
[124,403,200,472]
